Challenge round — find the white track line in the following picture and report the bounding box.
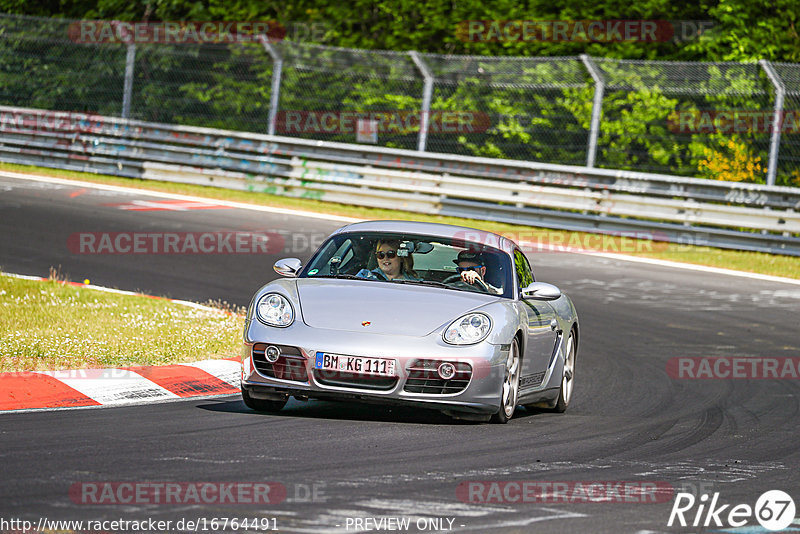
[2,272,229,313]
[0,169,360,223]
[3,169,799,286]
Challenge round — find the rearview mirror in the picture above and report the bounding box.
[399,241,434,255]
[521,282,562,301]
[413,242,434,254]
[274,258,302,277]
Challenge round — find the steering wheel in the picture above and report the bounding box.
[442,273,490,292]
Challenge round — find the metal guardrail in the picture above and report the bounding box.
[1,105,799,255]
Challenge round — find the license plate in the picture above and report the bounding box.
[314,352,396,377]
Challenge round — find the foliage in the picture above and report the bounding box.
[0,274,243,372]
[698,138,765,182]
[0,0,797,61]
[0,2,797,186]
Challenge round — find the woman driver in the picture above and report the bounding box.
[358,239,420,281]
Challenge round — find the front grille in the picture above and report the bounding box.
[313,370,398,391]
[403,359,472,394]
[252,343,308,382]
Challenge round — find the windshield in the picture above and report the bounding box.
[300,231,513,298]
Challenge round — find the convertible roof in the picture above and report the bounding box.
[331,220,516,254]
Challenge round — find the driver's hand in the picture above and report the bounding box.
[460,270,481,285]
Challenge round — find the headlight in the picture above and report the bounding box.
[255,293,294,327]
[443,313,492,345]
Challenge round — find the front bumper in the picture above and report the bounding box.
[242,320,508,416]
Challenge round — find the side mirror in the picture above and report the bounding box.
[274,258,302,277]
[521,282,562,301]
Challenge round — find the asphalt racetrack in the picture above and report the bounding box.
[1,172,799,533]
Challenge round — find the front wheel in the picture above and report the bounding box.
[550,331,576,413]
[241,386,288,412]
[491,338,521,424]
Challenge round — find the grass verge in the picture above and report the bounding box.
[1,161,798,279]
[0,273,244,373]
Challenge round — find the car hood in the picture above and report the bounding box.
[296,278,497,336]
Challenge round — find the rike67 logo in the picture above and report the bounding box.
[668,490,796,531]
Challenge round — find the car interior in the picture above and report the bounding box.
[307,233,509,295]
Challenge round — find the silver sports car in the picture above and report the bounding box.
[241,221,578,423]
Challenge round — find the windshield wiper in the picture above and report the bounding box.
[312,273,367,280]
[389,279,460,290]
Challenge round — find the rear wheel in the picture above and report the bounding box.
[241,386,288,412]
[491,338,520,424]
[550,331,576,413]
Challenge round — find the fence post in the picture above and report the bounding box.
[580,54,604,168]
[760,59,785,187]
[409,51,433,152]
[121,43,136,119]
[262,38,283,136]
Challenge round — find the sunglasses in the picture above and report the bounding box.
[376,250,398,259]
[456,265,483,273]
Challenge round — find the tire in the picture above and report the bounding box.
[550,331,576,413]
[491,338,521,424]
[241,385,288,412]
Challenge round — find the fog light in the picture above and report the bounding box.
[437,362,456,380]
[265,345,281,363]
